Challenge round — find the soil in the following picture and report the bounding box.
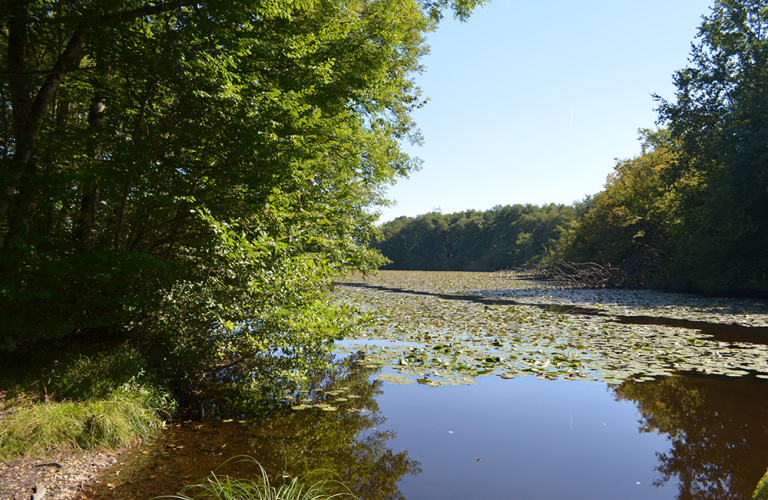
[0,391,126,500]
[0,451,121,500]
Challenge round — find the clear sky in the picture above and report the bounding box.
[377,0,714,222]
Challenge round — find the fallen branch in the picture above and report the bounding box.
[497,261,628,289]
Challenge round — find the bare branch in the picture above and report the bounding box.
[499,260,628,289]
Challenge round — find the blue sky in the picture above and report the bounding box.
[377,0,714,222]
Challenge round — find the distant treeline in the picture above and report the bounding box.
[376,204,576,272]
[377,125,766,295]
[377,1,768,296]
[378,126,766,295]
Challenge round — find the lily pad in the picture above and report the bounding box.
[375,373,415,385]
[334,271,768,386]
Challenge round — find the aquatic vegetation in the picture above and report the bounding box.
[334,271,768,386]
[481,284,768,327]
[168,458,354,500]
[287,385,365,413]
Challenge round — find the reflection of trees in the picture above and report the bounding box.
[87,352,418,500]
[245,352,421,500]
[612,374,768,500]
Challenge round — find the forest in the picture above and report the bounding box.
[376,203,576,271]
[378,0,768,296]
[0,0,486,400]
[0,0,766,452]
[1,2,768,497]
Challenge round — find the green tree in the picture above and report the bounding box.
[550,130,677,286]
[0,0,485,392]
[376,204,574,271]
[656,0,768,293]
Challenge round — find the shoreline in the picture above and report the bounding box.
[0,449,121,500]
[0,390,152,500]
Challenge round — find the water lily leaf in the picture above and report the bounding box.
[335,271,768,385]
[375,373,415,385]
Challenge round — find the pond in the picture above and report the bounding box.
[87,271,768,500]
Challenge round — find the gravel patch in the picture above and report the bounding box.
[0,451,120,500]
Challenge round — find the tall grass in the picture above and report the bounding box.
[755,467,768,500]
[0,345,174,459]
[0,386,165,459]
[167,458,356,500]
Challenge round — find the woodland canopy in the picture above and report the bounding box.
[0,0,485,394]
[378,0,768,296]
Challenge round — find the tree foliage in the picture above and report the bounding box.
[552,0,768,294]
[654,0,768,292]
[376,204,576,271]
[549,130,679,286]
[0,0,485,392]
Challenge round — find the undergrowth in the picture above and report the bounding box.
[755,467,768,500]
[0,344,175,459]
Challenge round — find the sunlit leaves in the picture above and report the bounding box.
[0,0,437,381]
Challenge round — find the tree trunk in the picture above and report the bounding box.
[74,92,105,251]
[1,10,87,250]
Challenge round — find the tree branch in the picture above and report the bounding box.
[98,0,197,27]
[0,66,97,77]
[24,30,87,158]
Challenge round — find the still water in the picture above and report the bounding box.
[90,354,768,500]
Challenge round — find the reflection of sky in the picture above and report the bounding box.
[373,375,679,500]
[337,339,424,349]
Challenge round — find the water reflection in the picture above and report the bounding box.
[612,374,768,500]
[87,353,768,500]
[248,352,421,500]
[87,352,420,500]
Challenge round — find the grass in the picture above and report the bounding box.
[0,387,165,459]
[166,457,356,500]
[755,467,768,500]
[0,344,175,459]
